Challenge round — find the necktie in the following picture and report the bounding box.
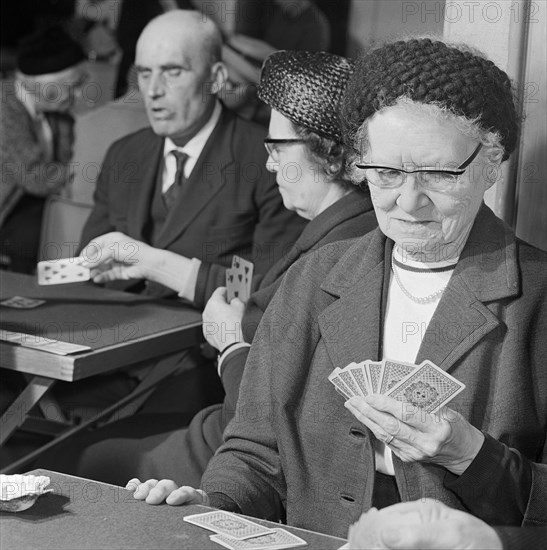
[163,150,189,209]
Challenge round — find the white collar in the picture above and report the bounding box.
[163,101,222,161]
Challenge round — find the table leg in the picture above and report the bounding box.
[0,376,56,446]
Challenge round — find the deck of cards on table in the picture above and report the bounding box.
[329,359,465,414]
[226,255,254,303]
[183,510,307,549]
[37,257,91,285]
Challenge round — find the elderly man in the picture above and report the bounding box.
[80,10,304,302]
[48,10,303,420]
[0,25,87,273]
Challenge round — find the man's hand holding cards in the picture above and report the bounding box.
[37,257,90,285]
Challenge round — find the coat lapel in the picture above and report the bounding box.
[127,132,164,241]
[318,229,388,370]
[155,108,235,249]
[318,204,520,374]
[416,204,520,372]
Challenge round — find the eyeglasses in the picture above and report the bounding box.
[264,138,306,160]
[356,143,483,192]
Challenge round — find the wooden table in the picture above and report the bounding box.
[0,272,203,469]
[1,470,347,549]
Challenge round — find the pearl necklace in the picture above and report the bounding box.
[391,255,448,304]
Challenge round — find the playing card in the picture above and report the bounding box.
[347,362,369,397]
[226,268,239,301]
[183,511,274,540]
[231,255,254,303]
[0,296,46,309]
[37,258,90,285]
[327,369,353,400]
[386,360,465,413]
[210,528,307,550]
[365,361,383,394]
[377,359,418,395]
[338,367,362,398]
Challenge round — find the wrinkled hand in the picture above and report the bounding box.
[125,478,209,506]
[344,394,484,475]
[347,499,502,549]
[79,232,153,283]
[202,287,246,353]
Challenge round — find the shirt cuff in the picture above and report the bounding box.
[176,258,201,302]
[217,342,251,377]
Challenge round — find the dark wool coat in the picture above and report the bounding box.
[203,204,547,536]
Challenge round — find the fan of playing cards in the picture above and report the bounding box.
[183,510,307,549]
[329,359,465,414]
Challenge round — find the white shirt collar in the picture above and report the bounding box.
[163,100,222,180]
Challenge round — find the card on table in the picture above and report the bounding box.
[0,296,46,309]
[210,528,307,550]
[37,257,90,286]
[183,511,274,540]
[0,330,91,355]
[386,360,465,414]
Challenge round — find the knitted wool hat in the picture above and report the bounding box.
[18,25,86,76]
[258,50,354,142]
[342,38,517,160]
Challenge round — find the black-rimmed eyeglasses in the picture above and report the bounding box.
[356,143,483,191]
[264,138,306,159]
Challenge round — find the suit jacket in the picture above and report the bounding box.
[203,204,547,536]
[80,106,306,296]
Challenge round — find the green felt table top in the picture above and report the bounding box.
[0,272,201,350]
[1,470,346,549]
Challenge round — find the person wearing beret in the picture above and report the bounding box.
[36,50,378,487]
[0,24,87,273]
[129,38,546,536]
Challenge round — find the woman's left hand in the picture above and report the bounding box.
[344,394,485,475]
[202,287,246,353]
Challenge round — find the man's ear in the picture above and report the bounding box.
[209,61,228,95]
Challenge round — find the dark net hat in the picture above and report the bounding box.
[258,50,354,142]
[18,25,86,76]
[342,38,517,160]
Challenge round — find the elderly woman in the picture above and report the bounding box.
[38,50,377,486]
[133,38,546,535]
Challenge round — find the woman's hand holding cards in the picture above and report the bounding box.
[345,394,485,475]
[202,287,246,353]
[126,478,209,506]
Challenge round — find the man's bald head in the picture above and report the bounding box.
[138,10,222,69]
[135,10,227,144]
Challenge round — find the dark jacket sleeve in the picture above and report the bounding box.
[495,526,547,550]
[445,434,538,525]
